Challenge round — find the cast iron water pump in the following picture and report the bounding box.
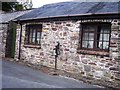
[53,42,60,70]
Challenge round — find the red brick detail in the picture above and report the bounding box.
[52,28,57,31]
[89,62,97,65]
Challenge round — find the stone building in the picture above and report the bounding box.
[10,2,120,88]
[0,10,32,58]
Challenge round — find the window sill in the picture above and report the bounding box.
[77,49,109,56]
[23,44,41,49]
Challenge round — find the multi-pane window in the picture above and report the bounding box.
[81,23,111,51]
[25,24,42,45]
[82,25,95,49]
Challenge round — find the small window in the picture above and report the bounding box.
[80,23,111,52]
[25,24,42,45]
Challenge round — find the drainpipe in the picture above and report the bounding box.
[18,23,22,59]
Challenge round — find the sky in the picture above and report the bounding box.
[32,0,73,8]
[17,0,120,8]
[32,0,120,8]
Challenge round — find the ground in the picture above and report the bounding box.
[2,59,102,88]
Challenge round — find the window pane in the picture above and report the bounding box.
[102,27,110,33]
[36,32,41,44]
[29,29,32,37]
[83,26,89,31]
[88,26,95,31]
[37,32,40,38]
[103,34,109,41]
[33,29,36,38]
[88,41,94,48]
[82,41,88,48]
[32,37,35,43]
[98,39,109,50]
[29,29,33,43]
[82,41,94,48]
[29,37,32,43]
[83,33,88,40]
[99,33,103,41]
[89,33,94,40]
[103,42,109,49]
[98,41,102,49]
[37,38,40,44]
[84,25,95,31]
[100,28,104,33]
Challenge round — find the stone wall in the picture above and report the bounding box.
[15,19,120,88]
[0,24,8,58]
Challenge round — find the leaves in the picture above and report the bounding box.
[2,1,33,12]
[14,4,24,11]
[2,2,17,12]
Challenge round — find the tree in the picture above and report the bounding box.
[2,0,33,12]
[14,3,24,11]
[19,0,33,10]
[2,2,17,12]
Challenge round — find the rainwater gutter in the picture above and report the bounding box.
[18,22,22,60]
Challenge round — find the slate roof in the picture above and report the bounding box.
[0,10,32,23]
[16,2,120,21]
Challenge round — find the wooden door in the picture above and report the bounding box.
[5,22,16,58]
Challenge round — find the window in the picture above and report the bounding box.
[80,23,111,52]
[25,24,42,45]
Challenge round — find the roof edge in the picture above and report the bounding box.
[13,12,120,23]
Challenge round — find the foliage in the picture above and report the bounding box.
[2,2,17,12]
[2,0,33,12]
[14,3,24,11]
[22,0,33,10]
